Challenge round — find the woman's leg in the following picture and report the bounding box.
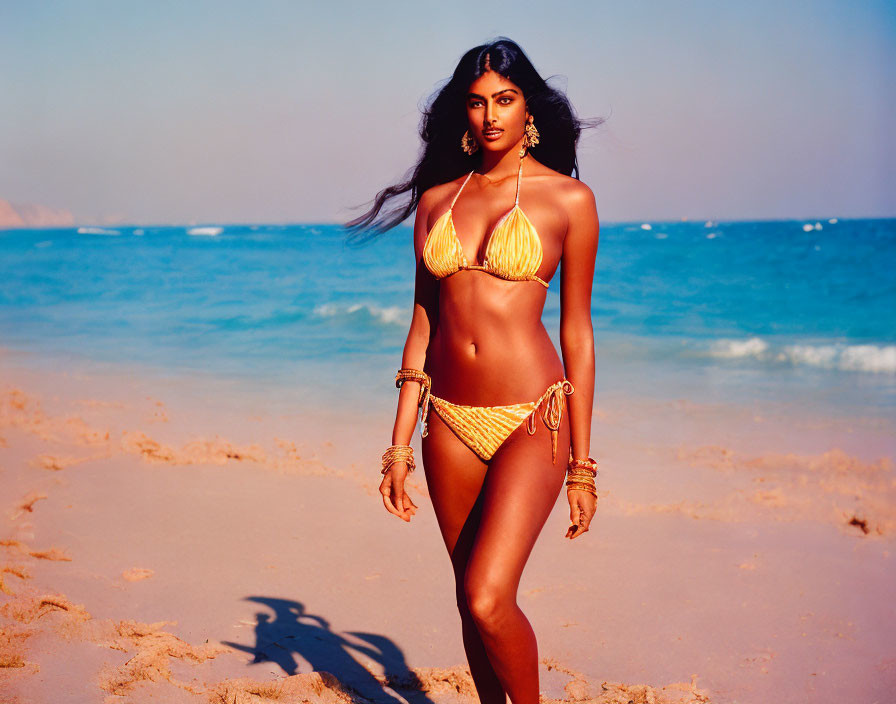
[421,410,506,703]
[462,405,571,703]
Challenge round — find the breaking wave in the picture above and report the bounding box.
[313,301,408,326]
[708,337,896,374]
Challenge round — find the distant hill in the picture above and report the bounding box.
[0,199,75,228]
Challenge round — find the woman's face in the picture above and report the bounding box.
[465,70,528,153]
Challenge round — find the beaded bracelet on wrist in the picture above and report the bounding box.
[566,455,598,497]
[568,466,597,476]
[567,456,599,478]
[381,444,415,474]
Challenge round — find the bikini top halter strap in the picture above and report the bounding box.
[449,171,475,211]
[449,156,525,212]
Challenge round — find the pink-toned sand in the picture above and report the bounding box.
[0,352,894,703]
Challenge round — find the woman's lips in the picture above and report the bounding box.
[482,129,503,141]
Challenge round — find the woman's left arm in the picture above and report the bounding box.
[559,181,599,461]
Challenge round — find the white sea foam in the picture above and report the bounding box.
[706,232,718,239]
[802,223,814,232]
[828,218,838,224]
[776,344,838,368]
[709,337,769,359]
[313,302,407,326]
[187,226,223,236]
[780,344,896,374]
[655,232,668,239]
[77,226,120,236]
[704,220,715,228]
[133,229,144,236]
[840,345,896,373]
[709,337,896,373]
[640,223,652,230]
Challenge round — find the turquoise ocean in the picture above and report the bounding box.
[1,218,893,419]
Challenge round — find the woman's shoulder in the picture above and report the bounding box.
[418,174,468,213]
[533,162,596,209]
[420,174,467,203]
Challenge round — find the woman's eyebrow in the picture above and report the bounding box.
[466,88,520,99]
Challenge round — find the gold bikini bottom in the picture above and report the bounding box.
[396,370,574,463]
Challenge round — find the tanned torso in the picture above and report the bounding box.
[415,158,590,405]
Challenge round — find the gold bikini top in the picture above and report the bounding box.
[422,158,548,288]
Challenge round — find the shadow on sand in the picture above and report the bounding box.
[221,595,437,703]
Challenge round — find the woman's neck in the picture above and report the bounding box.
[475,144,526,182]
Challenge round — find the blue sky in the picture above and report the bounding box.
[1,0,893,224]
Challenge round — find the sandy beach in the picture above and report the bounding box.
[2,0,894,699]
[1,350,893,704]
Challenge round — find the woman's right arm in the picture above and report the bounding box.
[381,189,440,521]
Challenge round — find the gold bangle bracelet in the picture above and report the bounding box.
[395,368,431,405]
[566,482,597,493]
[381,444,415,474]
[567,487,597,497]
[565,478,596,488]
[565,479,596,488]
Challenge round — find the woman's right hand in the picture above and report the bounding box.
[379,461,418,522]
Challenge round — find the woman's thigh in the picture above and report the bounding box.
[463,409,571,601]
[421,408,489,558]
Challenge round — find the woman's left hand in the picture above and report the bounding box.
[565,490,597,539]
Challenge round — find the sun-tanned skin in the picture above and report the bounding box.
[380,68,599,703]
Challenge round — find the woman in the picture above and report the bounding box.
[346,38,601,703]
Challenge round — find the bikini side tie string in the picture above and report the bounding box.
[419,383,432,437]
[526,379,575,462]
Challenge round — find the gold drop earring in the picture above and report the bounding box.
[519,115,540,157]
[461,130,479,155]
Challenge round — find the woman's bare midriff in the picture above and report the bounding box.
[424,270,564,404]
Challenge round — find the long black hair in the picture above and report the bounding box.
[343,37,604,244]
